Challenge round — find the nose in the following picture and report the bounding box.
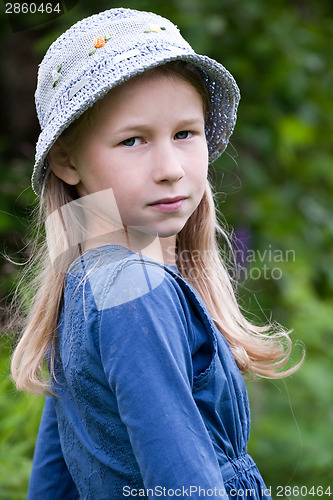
[152,142,185,184]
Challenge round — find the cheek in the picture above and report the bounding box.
[75,144,113,186]
[109,178,143,217]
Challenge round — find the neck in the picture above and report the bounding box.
[158,235,177,267]
[82,225,177,267]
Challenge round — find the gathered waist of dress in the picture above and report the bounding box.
[220,454,257,483]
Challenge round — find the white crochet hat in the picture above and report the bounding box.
[33,8,240,194]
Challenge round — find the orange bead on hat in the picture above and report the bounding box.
[94,37,106,48]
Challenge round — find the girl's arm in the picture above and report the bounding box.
[27,395,79,499]
[99,261,227,496]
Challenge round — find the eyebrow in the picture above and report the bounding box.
[176,118,205,127]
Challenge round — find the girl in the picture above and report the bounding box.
[11,8,301,499]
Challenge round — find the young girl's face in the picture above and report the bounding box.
[64,71,208,240]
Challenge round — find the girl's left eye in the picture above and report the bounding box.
[175,131,193,140]
[121,137,142,147]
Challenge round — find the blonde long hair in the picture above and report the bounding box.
[11,62,302,395]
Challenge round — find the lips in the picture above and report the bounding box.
[148,196,187,206]
[147,196,188,213]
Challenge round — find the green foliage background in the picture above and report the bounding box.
[0,0,332,498]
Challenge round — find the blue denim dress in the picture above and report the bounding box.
[28,245,272,499]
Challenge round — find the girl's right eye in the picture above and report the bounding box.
[121,137,141,147]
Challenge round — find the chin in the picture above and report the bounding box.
[126,218,188,240]
[156,224,187,239]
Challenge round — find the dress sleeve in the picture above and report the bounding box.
[27,396,79,500]
[99,261,227,496]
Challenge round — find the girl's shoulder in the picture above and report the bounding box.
[66,244,181,312]
[65,244,215,338]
